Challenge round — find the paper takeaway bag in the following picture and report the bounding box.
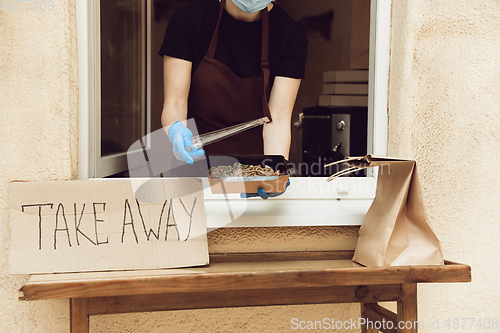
[328,155,444,267]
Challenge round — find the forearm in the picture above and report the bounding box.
[263,118,291,159]
[161,56,192,134]
[263,76,301,160]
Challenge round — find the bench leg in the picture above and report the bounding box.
[361,303,378,332]
[397,283,418,333]
[361,302,397,333]
[70,298,89,333]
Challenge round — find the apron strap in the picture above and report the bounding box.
[260,7,272,121]
[261,7,270,97]
[207,0,226,58]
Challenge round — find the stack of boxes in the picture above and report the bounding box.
[318,70,369,107]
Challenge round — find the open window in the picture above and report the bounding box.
[77,0,390,227]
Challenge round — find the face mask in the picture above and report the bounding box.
[231,0,274,14]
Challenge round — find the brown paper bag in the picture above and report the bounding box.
[327,155,444,267]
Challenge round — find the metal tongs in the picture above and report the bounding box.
[188,116,270,151]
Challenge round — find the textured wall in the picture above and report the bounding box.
[388,0,500,327]
[0,1,78,332]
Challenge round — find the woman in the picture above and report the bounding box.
[160,0,307,165]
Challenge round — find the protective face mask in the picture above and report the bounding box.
[231,0,274,14]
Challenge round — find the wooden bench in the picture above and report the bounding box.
[19,251,471,333]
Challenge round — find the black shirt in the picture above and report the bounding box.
[159,0,308,85]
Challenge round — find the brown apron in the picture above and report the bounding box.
[187,0,272,155]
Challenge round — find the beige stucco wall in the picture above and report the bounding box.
[1,0,499,332]
[0,1,78,332]
[388,0,500,328]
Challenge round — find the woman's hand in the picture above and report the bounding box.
[167,121,205,165]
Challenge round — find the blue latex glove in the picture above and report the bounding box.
[167,121,205,165]
[241,179,290,200]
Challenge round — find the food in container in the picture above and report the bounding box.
[209,163,280,178]
[207,155,289,194]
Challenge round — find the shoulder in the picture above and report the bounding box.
[270,4,307,46]
[268,4,308,79]
[270,5,302,33]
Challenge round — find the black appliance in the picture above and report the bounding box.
[295,106,367,177]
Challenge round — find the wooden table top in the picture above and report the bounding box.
[20,251,471,301]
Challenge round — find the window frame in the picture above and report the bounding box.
[77,0,152,178]
[77,0,391,227]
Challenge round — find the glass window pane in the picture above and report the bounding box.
[100,0,144,156]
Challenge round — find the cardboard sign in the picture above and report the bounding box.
[9,179,209,274]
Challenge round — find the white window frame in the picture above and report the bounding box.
[77,0,390,227]
[77,0,152,178]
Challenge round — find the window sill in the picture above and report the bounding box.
[202,177,375,228]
